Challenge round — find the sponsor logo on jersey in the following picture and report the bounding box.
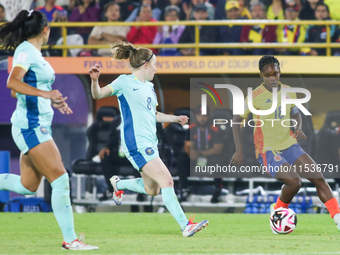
[40,126,49,135]
[145,147,154,155]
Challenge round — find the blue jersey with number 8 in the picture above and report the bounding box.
[108,74,158,153]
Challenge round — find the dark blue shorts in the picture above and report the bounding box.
[257,143,306,177]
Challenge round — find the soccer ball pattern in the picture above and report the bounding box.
[270,208,297,234]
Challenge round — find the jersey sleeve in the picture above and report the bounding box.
[13,48,34,71]
[239,96,251,119]
[107,75,125,96]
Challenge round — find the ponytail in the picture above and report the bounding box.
[0,10,48,50]
[111,41,153,69]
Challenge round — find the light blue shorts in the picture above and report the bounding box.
[12,125,53,154]
[125,146,159,172]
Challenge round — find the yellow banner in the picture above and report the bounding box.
[8,56,340,74]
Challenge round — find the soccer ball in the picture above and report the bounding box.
[270,207,297,234]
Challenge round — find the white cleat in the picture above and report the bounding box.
[110,175,124,205]
[182,215,209,237]
[61,239,98,250]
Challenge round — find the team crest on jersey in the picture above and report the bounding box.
[145,147,154,155]
[274,155,282,161]
[40,126,49,135]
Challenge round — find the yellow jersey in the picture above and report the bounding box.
[267,5,285,20]
[240,83,297,158]
[324,0,340,21]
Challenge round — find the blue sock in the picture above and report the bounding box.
[0,174,35,195]
[116,178,147,194]
[51,173,77,243]
[162,187,188,230]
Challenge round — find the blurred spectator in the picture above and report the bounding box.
[302,3,336,56]
[267,0,285,20]
[215,0,250,20]
[125,0,161,21]
[183,0,215,20]
[218,1,244,55]
[324,0,340,20]
[99,0,138,21]
[178,4,218,56]
[234,0,252,19]
[36,0,65,22]
[0,0,33,21]
[276,3,308,55]
[88,2,130,56]
[177,106,225,203]
[240,2,277,55]
[36,0,69,9]
[126,4,158,46]
[47,8,84,57]
[214,0,227,19]
[299,0,322,20]
[160,0,186,20]
[153,6,185,56]
[69,0,102,43]
[66,0,78,16]
[0,4,6,22]
[48,9,69,45]
[0,4,9,57]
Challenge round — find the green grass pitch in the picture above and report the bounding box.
[1,213,340,254]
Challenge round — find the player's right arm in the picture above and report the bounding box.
[230,114,245,167]
[89,64,112,99]
[7,66,62,100]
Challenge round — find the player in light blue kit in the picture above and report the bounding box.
[0,10,97,250]
[89,41,208,237]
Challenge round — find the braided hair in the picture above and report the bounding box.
[259,56,280,73]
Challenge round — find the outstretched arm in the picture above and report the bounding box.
[155,111,188,125]
[89,64,112,99]
[230,115,245,166]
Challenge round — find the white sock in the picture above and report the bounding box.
[333,213,340,224]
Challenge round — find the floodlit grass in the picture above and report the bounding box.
[1,213,340,254]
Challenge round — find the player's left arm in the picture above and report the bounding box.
[291,106,306,139]
[155,111,188,126]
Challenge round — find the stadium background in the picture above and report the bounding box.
[0,0,340,215]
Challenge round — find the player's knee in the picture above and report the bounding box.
[51,172,70,191]
[165,178,174,188]
[312,177,327,187]
[292,178,302,191]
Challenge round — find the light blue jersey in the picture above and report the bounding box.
[11,41,55,129]
[108,74,159,170]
